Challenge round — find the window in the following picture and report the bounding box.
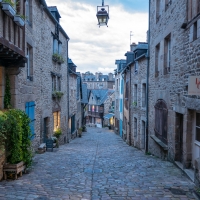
[88,105,91,111]
[155,43,160,77]
[142,83,146,107]
[156,0,161,22]
[96,106,98,112]
[188,0,200,21]
[193,21,197,41]
[196,113,200,142]
[52,74,61,91]
[125,81,129,109]
[134,84,137,106]
[26,44,33,80]
[154,99,168,145]
[25,101,35,139]
[164,34,171,74]
[165,0,172,10]
[25,0,32,26]
[135,61,138,73]
[116,79,118,91]
[121,79,123,94]
[92,105,95,112]
[134,118,137,137]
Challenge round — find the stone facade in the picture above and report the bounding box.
[16,1,69,149]
[131,51,147,150]
[148,0,200,184]
[82,72,115,90]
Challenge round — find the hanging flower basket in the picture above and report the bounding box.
[1,2,16,17]
[14,15,25,26]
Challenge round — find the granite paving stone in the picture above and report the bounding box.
[0,127,197,200]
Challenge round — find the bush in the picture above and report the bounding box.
[54,128,62,139]
[4,109,33,167]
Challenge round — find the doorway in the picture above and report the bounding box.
[43,117,49,143]
[175,113,183,163]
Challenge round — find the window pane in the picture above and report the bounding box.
[196,113,200,127]
[196,127,200,142]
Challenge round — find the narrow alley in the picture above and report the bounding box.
[0,127,196,200]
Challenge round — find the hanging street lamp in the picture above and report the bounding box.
[96,0,109,27]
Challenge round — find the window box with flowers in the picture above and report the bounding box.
[52,53,64,64]
[13,15,25,26]
[52,91,64,99]
[1,0,16,17]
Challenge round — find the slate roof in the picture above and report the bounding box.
[81,83,88,104]
[90,89,114,105]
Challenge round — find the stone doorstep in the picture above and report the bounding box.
[174,161,194,182]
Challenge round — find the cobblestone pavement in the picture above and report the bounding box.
[0,127,197,200]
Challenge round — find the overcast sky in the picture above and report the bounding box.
[46,0,148,74]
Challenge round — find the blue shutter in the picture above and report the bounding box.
[120,99,122,112]
[25,101,35,140]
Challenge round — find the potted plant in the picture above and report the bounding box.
[52,91,64,99]
[13,15,25,26]
[1,0,16,17]
[53,128,62,148]
[52,53,64,64]
[78,128,82,137]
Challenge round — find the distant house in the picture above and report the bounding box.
[82,72,115,90]
[86,89,114,128]
[114,60,126,136]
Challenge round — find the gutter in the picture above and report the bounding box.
[145,0,150,154]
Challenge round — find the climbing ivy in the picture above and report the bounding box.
[4,74,11,109]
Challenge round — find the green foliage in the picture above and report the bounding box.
[4,109,33,167]
[2,0,16,7]
[52,91,64,99]
[54,128,62,139]
[0,111,7,152]
[132,101,137,107]
[4,74,11,109]
[52,53,64,64]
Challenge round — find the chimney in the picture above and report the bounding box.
[130,42,137,51]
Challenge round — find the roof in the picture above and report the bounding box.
[90,89,114,105]
[103,113,115,119]
[81,83,88,104]
[48,6,61,18]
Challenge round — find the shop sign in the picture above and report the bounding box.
[188,76,200,95]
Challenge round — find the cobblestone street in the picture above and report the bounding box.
[0,127,197,200]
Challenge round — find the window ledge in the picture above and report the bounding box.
[150,135,168,150]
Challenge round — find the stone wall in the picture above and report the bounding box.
[130,56,147,149]
[149,0,200,175]
[15,0,69,149]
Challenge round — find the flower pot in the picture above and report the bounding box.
[3,161,25,180]
[14,15,25,26]
[1,2,16,17]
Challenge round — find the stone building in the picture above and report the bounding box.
[114,60,126,136]
[103,90,115,128]
[17,1,69,148]
[148,0,200,183]
[130,42,148,150]
[82,71,115,90]
[86,89,114,128]
[0,0,26,180]
[68,58,82,140]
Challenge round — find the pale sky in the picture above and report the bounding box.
[46,0,148,74]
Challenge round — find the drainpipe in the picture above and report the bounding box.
[67,39,70,143]
[145,0,150,153]
[129,65,132,146]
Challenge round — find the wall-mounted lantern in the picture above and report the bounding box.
[96,0,109,27]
